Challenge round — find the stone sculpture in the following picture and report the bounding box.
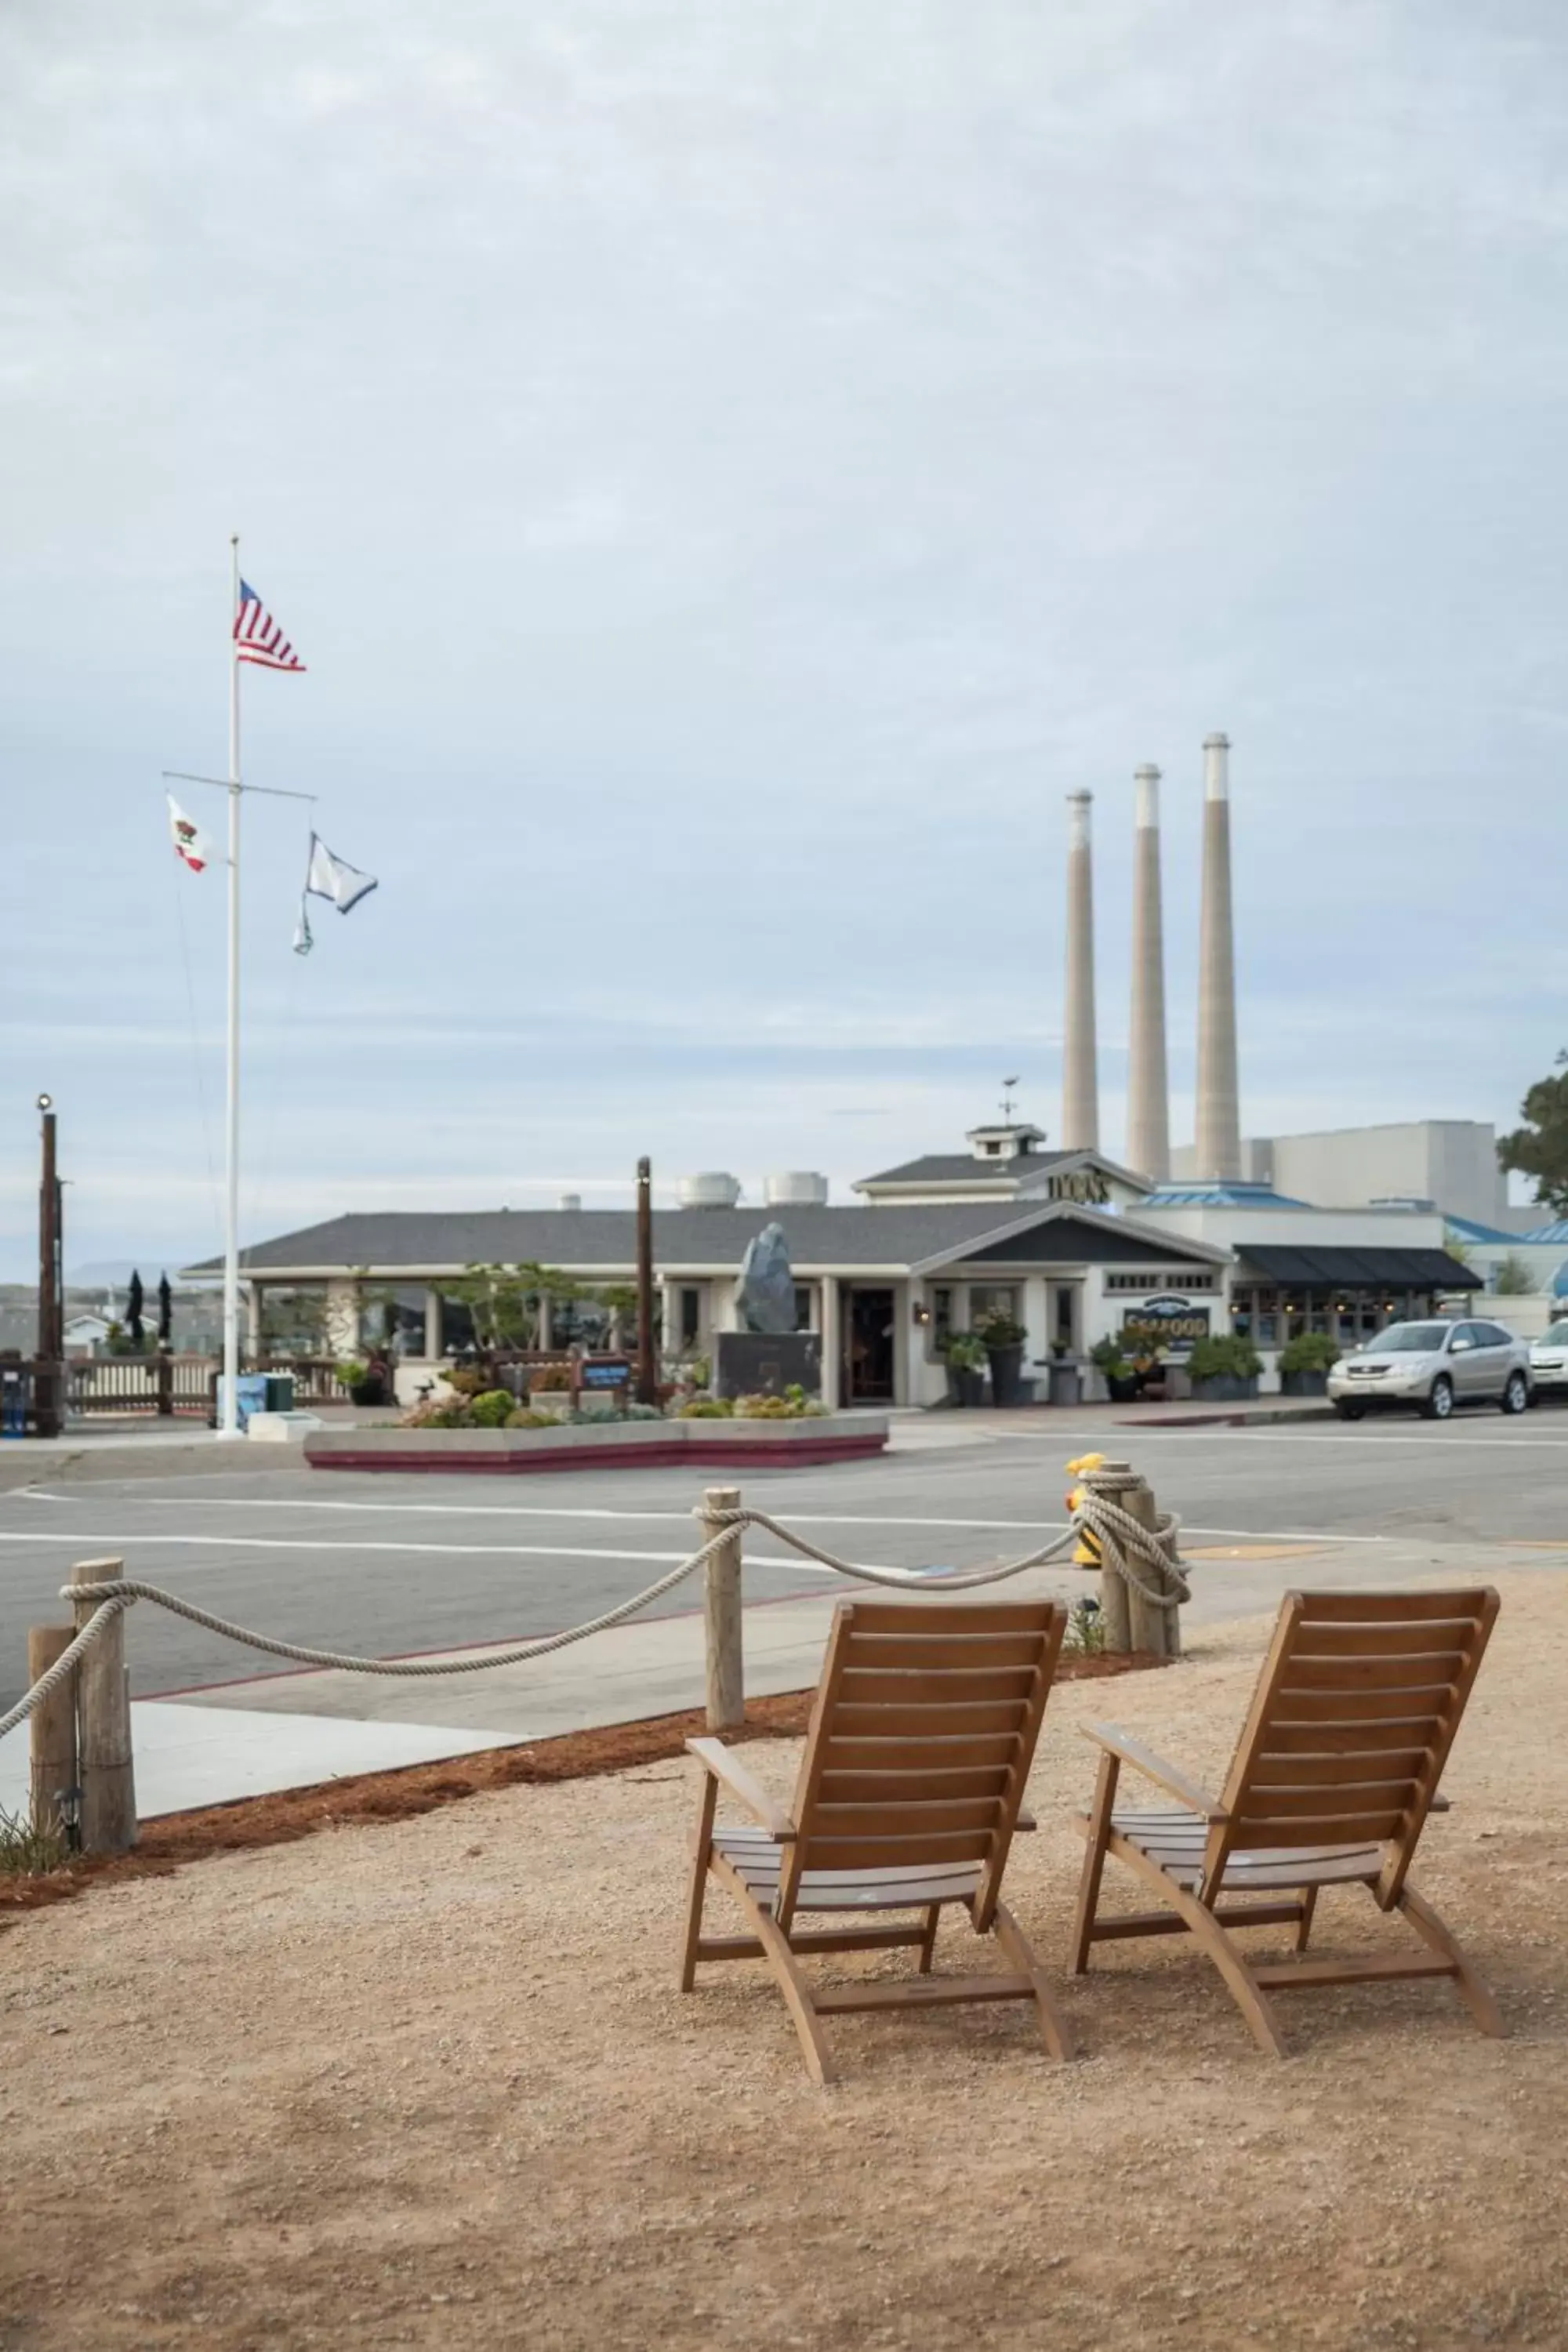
[735,1221,796,1334]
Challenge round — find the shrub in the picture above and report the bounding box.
[531,1365,572,1393]
[1062,1597,1105,1657]
[400,1396,466,1428]
[335,1358,368,1388]
[443,1366,491,1398]
[1090,1336,1134,1377]
[469,1388,516,1427]
[679,1399,735,1418]
[972,1310,1027,1348]
[943,1333,989,1372]
[628,1402,664,1421]
[1278,1331,1341,1374]
[504,1407,553,1428]
[0,1806,68,1879]
[1189,1334,1263,1381]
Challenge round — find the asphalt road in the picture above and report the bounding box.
[2,1413,1565,1711]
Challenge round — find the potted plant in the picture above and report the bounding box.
[1187,1334,1262,1403]
[1090,1336,1141,1405]
[972,1309,1029,1408]
[1277,1330,1340,1396]
[335,1356,387,1406]
[942,1331,989,1408]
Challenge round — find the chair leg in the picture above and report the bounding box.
[916,1905,941,1974]
[1396,1882,1508,2039]
[993,1901,1075,2061]
[1069,1751,1120,1973]
[1110,1836,1290,2057]
[1294,1886,1319,1955]
[677,1772,719,1991]
[736,1887,837,2086]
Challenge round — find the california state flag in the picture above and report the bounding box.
[167,793,214,873]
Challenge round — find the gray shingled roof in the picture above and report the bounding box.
[857,1152,1069,1185]
[189,1200,1220,1278]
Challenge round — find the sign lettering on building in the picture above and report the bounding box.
[1120,1293,1210,1349]
[1047,1169,1110,1205]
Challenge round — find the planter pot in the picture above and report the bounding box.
[946,1364,988,1409]
[1106,1374,1141,1405]
[986,1342,1028,1409]
[1191,1374,1259,1403]
[1047,1361,1082,1407]
[348,1378,386,1407]
[1279,1369,1329,1397]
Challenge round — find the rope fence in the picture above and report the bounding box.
[4,1459,1189,1853]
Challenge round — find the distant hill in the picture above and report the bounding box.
[65,1260,180,1287]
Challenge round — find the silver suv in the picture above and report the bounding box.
[1328,1318,1531,1421]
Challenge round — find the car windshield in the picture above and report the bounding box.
[1537,1323,1568,1346]
[1363,1323,1450,1354]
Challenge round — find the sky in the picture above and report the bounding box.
[4,1,1567,1279]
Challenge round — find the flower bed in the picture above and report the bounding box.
[306,1411,889,1475]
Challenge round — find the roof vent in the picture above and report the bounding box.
[677,1171,742,1210]
[763,1171,829,1207]
[557,1192,583,1212]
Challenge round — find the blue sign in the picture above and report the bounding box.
[579,1359,632,1390]
[1120,1294,1210,1351]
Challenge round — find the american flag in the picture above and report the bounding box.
[234,578,307,672]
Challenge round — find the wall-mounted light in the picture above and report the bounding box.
[37,1092,53,1112]
[913,1300,931,1326]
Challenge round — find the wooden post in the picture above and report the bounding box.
[1120,1473,1179,1659]
[1086,1460,1137,1655]
[699,1485,744,1733]
[67,1556,137,1854]
[27,1625,78,1840]
[155,1348,174,1417]
[634,1156,658,1407]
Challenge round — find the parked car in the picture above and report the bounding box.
[1327,1318,1531,1421]
[1527,1319,1568,1398]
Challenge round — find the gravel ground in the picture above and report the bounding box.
[2,1572,1565,2351]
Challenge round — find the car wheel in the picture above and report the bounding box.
[1501,1371,1529,1415]
[1421,1375,1454,1421]
[1334,1402,1366,1421]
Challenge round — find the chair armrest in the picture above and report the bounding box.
[1080,1721,1225,1821]
[686,1737,797,1840]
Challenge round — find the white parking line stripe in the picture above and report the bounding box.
[0,1530,848,1570]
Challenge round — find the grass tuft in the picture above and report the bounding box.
[0,1806,70,1878]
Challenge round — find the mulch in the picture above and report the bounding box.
[0,1647,1167,1922]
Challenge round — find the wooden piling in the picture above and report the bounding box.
[27,1625,78,1840]
[699,1486,745,1733]
[1120,1475,1180,1659]
[67,1557,137,1854]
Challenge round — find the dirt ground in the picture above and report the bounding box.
[2,1575,1565,2352]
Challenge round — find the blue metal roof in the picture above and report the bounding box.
[1523,1219,1568,1244]
[1141,1181,1310,1210]
[1443,1214,1525,1245]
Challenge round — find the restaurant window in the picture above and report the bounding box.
[793,1284,814,1332]
[679,1287,702,1348]
[1254,1286,1279,1346]
[931,1287,954,1353]
[969,1284,1019,1329]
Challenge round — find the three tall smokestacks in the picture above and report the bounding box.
[1061,790,1099,1150]
[1054,737,1240,1184]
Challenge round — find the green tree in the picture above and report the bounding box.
[441,1262,579,1352]
[1498,1052,1568,1217]
[1492,1254,1536,1297]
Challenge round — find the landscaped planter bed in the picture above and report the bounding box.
[306,1411,889,1474]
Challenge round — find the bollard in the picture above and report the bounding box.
[1120,1473,1181,1659]
[67,1557,137,1854]
[27,1625,78,1841]
[1084,1461,1137,1654]
[699,1485,745,1733]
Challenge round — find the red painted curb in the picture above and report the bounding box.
[307,1434,887,1475]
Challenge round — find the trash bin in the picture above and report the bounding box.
[263,1373,295,1414]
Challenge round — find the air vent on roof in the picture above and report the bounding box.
[677,1171,742,1209]
[558,1192,582,1211]
[763,1171,829,1207]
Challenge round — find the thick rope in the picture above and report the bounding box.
[0,1598,129,1744]
[0,1485,1190,1744]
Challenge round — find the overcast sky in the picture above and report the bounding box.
[4,2,1566,1279]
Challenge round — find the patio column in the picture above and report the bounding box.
[818,1278,841,1409]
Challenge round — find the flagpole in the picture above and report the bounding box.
[221,533,242,1438]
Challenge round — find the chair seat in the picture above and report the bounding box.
[713,1826,983,1914]
[1112,1808,1384,1893]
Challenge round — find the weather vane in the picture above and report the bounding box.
[1000,1075,1020,1124]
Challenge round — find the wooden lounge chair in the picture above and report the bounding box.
[680,1597,1073,2082]
[1070,1587,1504,2054]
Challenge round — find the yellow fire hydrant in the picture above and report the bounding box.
[1064,1452,1106,1566]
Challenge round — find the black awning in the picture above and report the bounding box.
[1236,1245,1482,1291]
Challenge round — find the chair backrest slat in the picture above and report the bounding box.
[1204,1588,1499,1904]
[780,1597,1066,1930]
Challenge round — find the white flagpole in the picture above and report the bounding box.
[220,534,243,1437]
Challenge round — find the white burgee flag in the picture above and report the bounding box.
[167,793,216,873]
[293,833,379,955]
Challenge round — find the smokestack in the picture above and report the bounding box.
[1126,764,1170,1181]
[1062,789,1099,1151]
[1194,731,1242,1181]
